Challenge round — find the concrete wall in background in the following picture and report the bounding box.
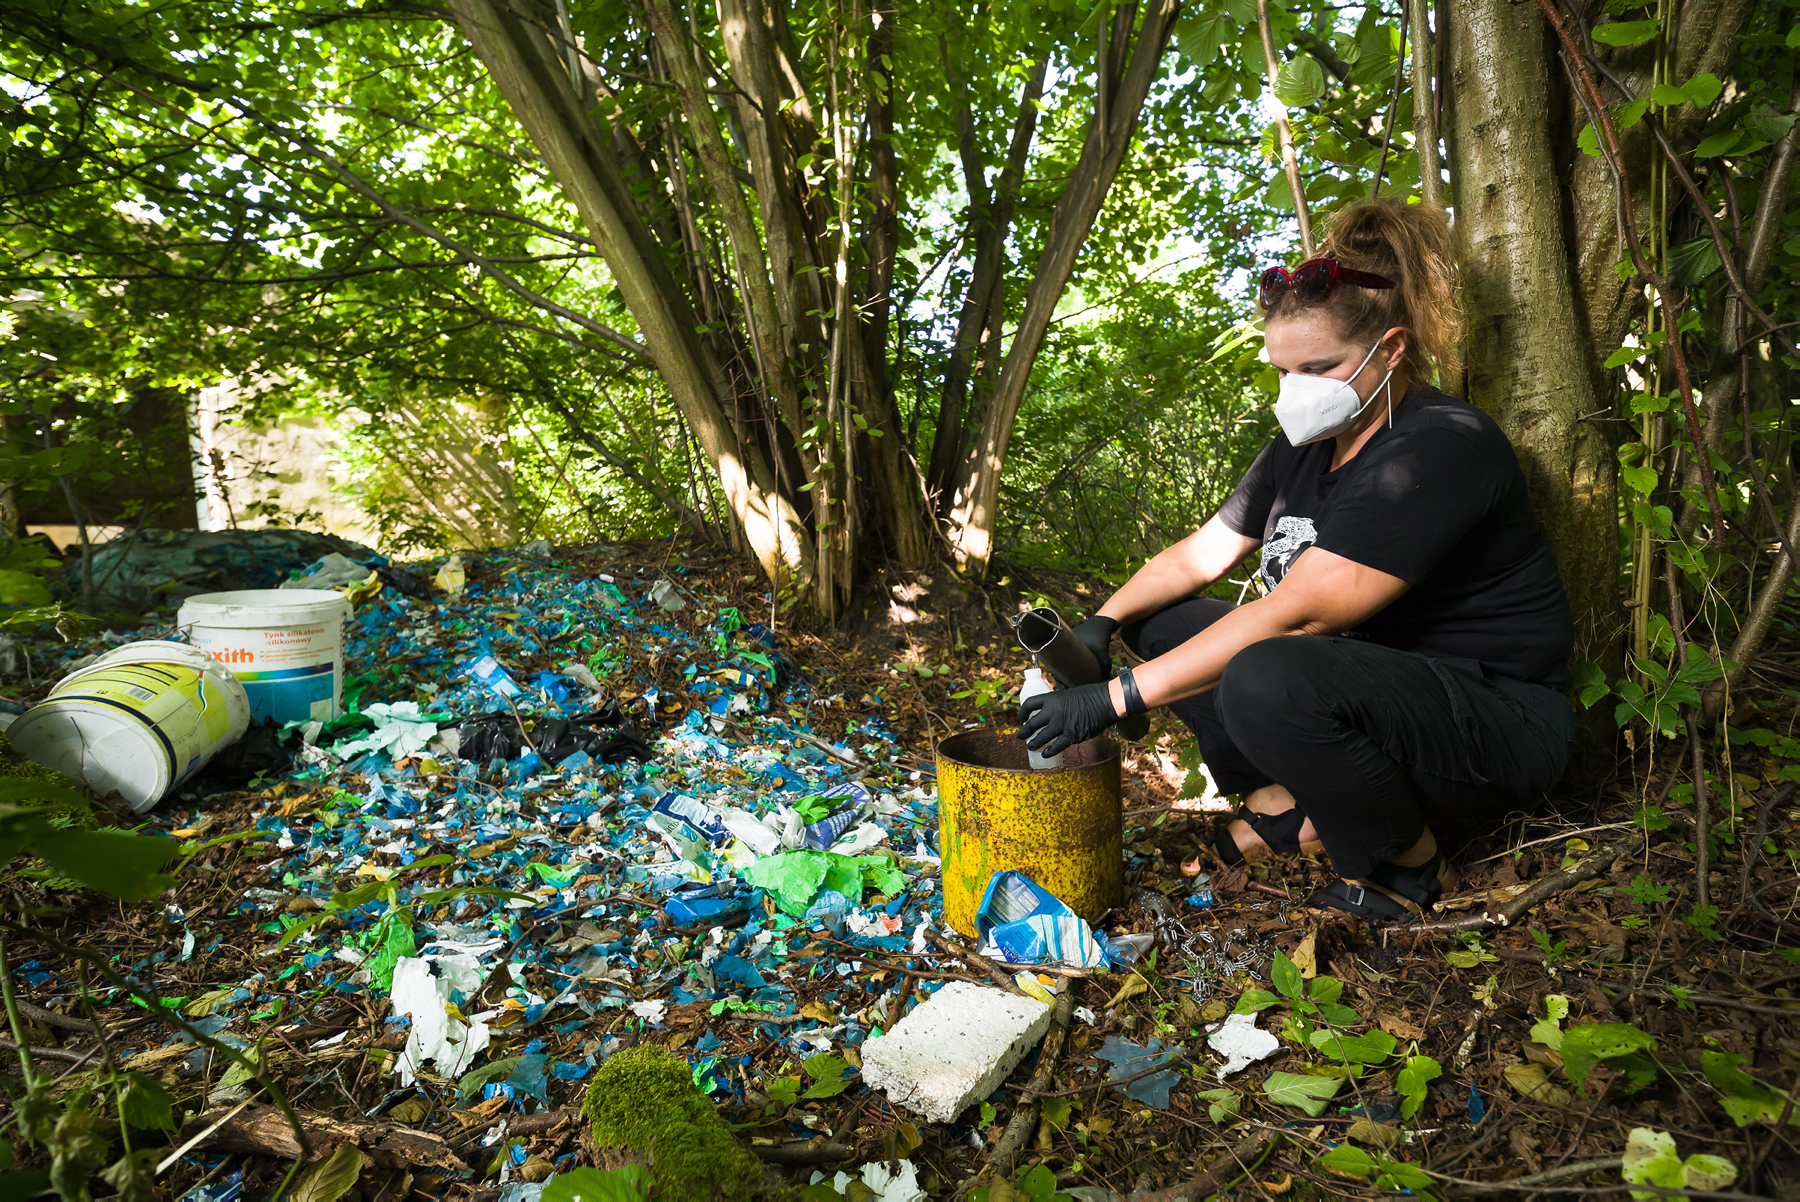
[192,381,518,553]
[194,380,381,546]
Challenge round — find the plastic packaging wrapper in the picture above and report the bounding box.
[1204,1011,1279,1076]
[434,553,466,596]
[392,954,491,1084]
[466,654,522,699]
[1094,1034,1185,1109]
[974,870,1111,969]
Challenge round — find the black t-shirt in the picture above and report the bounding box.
[1216,385,1574,688]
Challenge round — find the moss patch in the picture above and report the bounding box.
[0,732,92,828]
[580,1045,773,1201]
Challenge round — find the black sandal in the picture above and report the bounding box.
[1210,805,1308,866]
[1304,850,1451,921]
[1367,849,1450,910]
[1303,879,1415,920]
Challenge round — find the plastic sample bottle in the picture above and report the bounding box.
[1019,667,1062,770]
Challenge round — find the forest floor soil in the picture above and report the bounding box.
[2,535,1796,1201]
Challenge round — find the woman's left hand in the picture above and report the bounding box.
[1018,680,1120,756]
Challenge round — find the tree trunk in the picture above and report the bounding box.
[927,51,1048,515]
[1445,0,1618,672]
[948,0,1182,579]
[448,0,812,587]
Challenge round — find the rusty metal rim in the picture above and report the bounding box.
[933,730,1121,775]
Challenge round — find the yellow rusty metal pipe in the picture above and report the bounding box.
[936,729,1123,937]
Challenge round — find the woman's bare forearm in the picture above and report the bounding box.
[1096,516,1259,626]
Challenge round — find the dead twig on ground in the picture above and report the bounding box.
[1407,835,1646,934]
[1128,1128,1284,1201]
[926,929,1023,994]
[958,990,1074,1196]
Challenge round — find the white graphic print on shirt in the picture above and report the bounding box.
[1258,515,1318,590]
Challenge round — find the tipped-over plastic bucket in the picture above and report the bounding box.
[177,589,351,724]
[8,641,250,812]
[935,729,1123,937]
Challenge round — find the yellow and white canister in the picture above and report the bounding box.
[8,641,250,812]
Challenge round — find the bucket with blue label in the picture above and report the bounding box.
[177,589,351,725]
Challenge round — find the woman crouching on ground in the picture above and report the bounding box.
[1017,198,1575,920]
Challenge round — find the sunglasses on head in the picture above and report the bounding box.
[1258,257,1397,310]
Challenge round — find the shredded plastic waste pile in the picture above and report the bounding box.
[55,548,1008,1191]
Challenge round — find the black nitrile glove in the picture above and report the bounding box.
[1071,615,1118,681]
[1018,679,1121,757]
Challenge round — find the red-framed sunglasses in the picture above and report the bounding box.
[1258,257,1396,310]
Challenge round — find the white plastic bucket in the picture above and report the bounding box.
[9,641,251,812]
[177,589,351,725]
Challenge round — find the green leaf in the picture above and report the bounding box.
[117,1073,173,1131]
[1376,1159,1436,1191]
[1178,12,1237,66]
[1017,1164,1060,1202]
[1622,1128,1685,1199]
[1619,463,1657,495]
[541,1166,655,1202]
[1603,344,1643,369]
[1667,237,1723,287]
[1309,1028,1398,1066]
[0,1171,50,1198]
[1315,1144,1377,1179]
[1615,98,1651,129]
[1571,661,1610,708]
[1591,19,1660,46]
[1694,129,1745,157]
[1233,989,1280,1014]
[290,1143,365,1202]
[1196,1087,1240,1124]
[31,829,179,901]
[1273,57,1326,108]
[1263,1071,1344,1116]
[1529,995,1569,1050]
[457,1057,521,1102]
[1271,952,1302,1000]
[1306,976,1343,1005]
[1562,1023,1657,1096]
[1397,1055,1442,1120]
[800,1053,854,1099]
[1681,1152,1738,1192]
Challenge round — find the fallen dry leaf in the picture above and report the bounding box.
[1503,1063,1573,1107]
[1292,932,1318,979]
[1347,1117,1403,1148]
[1378,1014,1425,1041]
[1103,973,1150,1010]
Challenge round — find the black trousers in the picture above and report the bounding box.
[1121,599,1574,879]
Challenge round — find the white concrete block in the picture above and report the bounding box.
[860,981,1054,1123]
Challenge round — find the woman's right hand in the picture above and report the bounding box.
[1070,615,1117,680]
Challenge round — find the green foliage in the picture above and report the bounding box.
[1622,1128,1737,1199]
[1195,1087,1241,1123]
[541,1166,655,1202]
[1701,1051,1800,1127]
[0,782,178,902]
[1398,1055,1442,1121]
[1315,1145,1437,1196]
[1261,1071,1343,1116]
[289,1144,367,1202]
[800,1053,856,1100]
[1530,929,1570,969]
[579,1046,769,1202]
[1561,1024,1659,1098]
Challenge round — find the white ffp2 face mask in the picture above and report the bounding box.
[1273,340,1394,446]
